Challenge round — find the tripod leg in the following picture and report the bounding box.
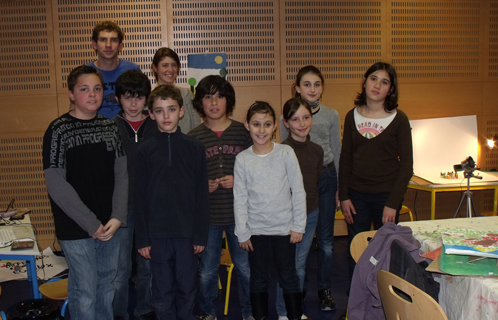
[470,193,478,217]
[454,193,467,218]
[466,192,473,218]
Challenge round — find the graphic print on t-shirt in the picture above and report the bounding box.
[357,121,385,139]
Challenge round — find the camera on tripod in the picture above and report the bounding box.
[453,156,476,177]
[453,155,482,218]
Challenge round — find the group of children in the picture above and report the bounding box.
[42,20,413,320]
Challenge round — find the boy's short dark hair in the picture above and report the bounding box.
[68,65,103,92]
[91,20,124,43]
[148,85,183,111]
[115,70,151,103]
[192,75,235,118]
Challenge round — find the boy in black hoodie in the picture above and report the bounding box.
[135,85,209,320]
[112,70,157,320]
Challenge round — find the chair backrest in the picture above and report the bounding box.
[377,270,448,320]
[220,234,233,266]
[350,230,377,262]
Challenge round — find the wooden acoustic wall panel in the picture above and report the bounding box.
[0,0,56,96]
[53,0,165,91]
[281,1,383,85]
[482,116,498,171]
[168,0,280,86]
[389,1,483,81]
[0,132,54,250]
[487,0,498,78]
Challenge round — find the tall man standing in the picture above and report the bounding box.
[88,20,141,119]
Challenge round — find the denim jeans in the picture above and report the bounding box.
[60,236,119,320]
[113,218,133,319]
[248,235,300,294]
[275,208,319,316]
[316,164,338,290]
[347,188,400,278]
[149,237,198,320]
[113,211,153,319]
[198,224,252,318]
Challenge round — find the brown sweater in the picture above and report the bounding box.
[339,108,413,209]
[283,135,324,213]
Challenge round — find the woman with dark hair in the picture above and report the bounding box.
[151,47,201,133]
[339,62,413,275]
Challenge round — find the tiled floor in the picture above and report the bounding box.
[0,236,352,320]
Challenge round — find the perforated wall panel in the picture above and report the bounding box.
[169,0,280,86]
[0,133,54,249]
[53,0,165,90]
[483,118,498,170]
[0,0,56,96]
[281,1,382,84]
[389,1,483,80]
[488,1,498,78]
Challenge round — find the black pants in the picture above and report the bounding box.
[248,235,300,294]
[149,237,198,320]
[347,188,400,279]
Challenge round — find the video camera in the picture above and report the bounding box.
[453,156,476,175]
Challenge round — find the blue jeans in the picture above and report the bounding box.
[316,164,338,290]
[248,235,300,294]
[113,211,153,319]
[276,208,319,316]
[198,224,252,318]
[60,236,119,320]
[149,237,198,320]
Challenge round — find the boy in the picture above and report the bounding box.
[135,85,210,319]
[189,75,253,320]
[42,65,128,320]
[112,70,157,320]
[88,20,141,118]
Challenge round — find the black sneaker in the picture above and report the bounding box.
[318,289,337,311]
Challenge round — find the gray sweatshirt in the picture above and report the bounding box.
[233,142,307,243]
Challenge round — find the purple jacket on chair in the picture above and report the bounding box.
[347,222,429,320]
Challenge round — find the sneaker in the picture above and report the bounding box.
[244,317,256,320]
[301,315,311,319]
[196,314,217,320]
[318,289,337,311]
[277,317,288,320]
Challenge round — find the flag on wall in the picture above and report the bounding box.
[187,53,227,93]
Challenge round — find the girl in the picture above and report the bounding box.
[234,101,307,320]
[276,98,324,320]
[279,65,341,310]
[339,62,413,274]
[151,47,201,133]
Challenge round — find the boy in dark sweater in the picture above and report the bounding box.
[112,70,157,320]
[43,65,127,320]
[135,84,209,320]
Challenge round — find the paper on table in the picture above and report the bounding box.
[442,228,498,258]
[0,247,67,282]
